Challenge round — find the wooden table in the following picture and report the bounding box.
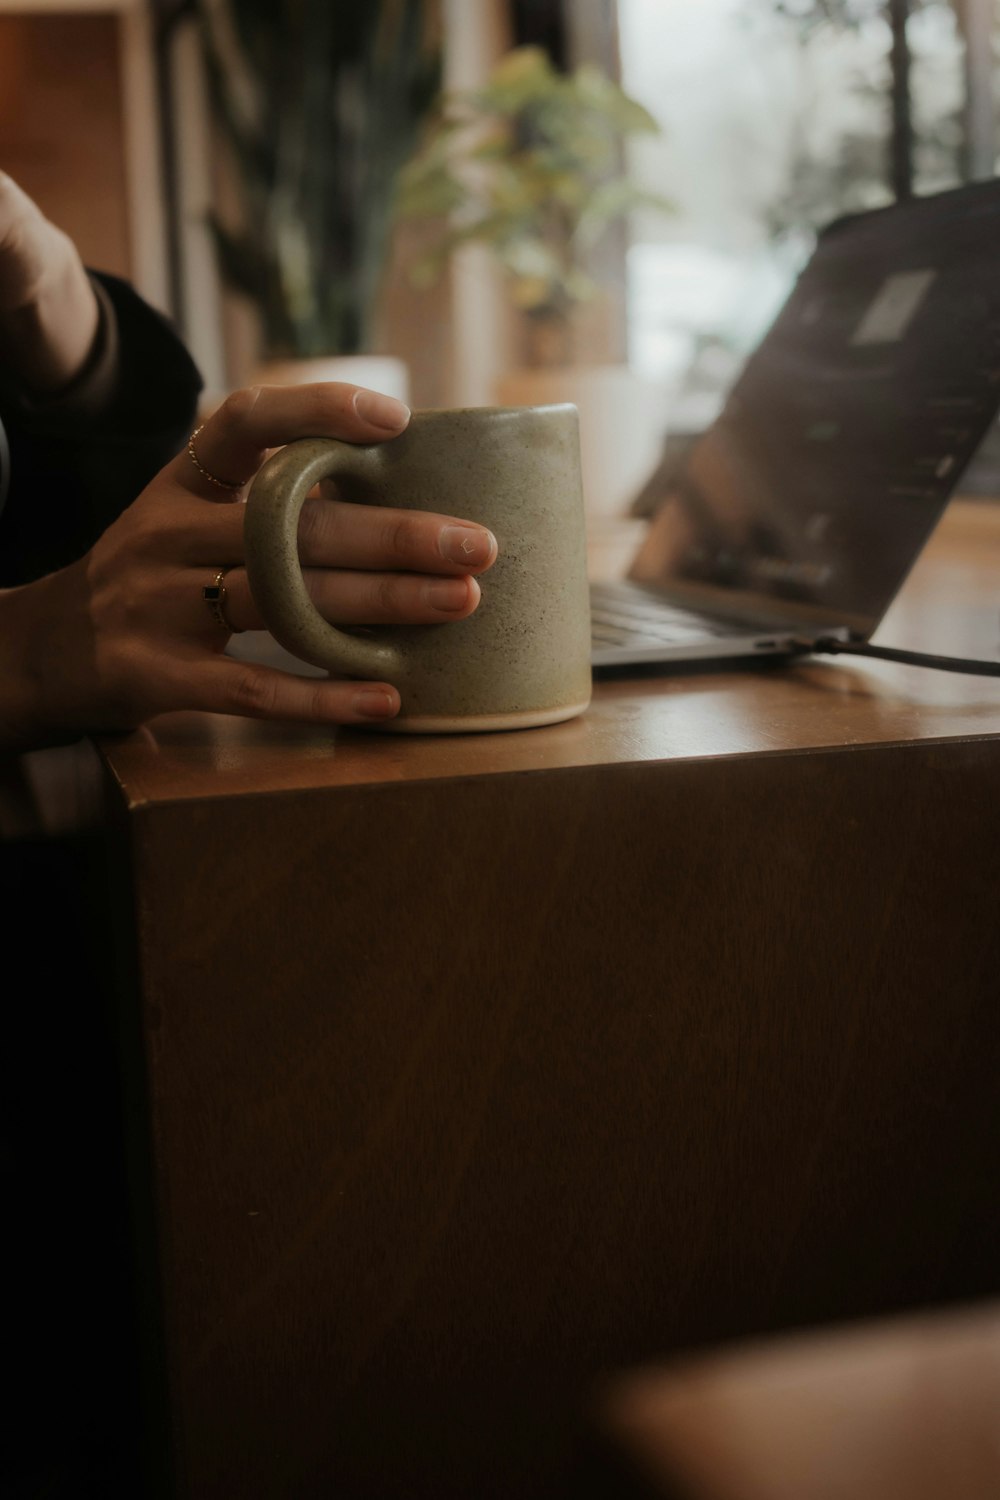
[92,499,1000,1499]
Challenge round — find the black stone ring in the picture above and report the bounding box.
[203,568,241,633]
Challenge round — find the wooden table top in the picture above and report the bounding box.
[81,500,1000,1500]
[97,499,1000,810]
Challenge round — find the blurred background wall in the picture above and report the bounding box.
[1,0,997,502]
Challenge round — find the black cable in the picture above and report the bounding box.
[791,636,1000,678]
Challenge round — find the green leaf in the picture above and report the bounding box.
[575,181,674,247]
[196,0,442,356]
[387,37,668,323]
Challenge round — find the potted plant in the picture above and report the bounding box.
[394,43,674,515]
[196,0,441,396]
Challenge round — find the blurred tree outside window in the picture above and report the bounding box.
[619,0,998,483]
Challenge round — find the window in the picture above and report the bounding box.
[620,0,997,460]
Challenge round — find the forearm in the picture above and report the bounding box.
[0,170,103,398]
[0,236,101,396]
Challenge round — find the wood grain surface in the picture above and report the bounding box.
[99,501,1000,809]
[112,736,1000,1498]
[92,499,1000,1498]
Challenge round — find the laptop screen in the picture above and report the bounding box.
[629,180,1000,632]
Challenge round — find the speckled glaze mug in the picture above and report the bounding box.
[243,404,593,733]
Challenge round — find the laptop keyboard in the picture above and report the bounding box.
[590,581,743,648]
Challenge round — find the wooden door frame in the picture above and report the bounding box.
[0,0,170,313]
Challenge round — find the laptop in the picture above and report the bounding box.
[590,178,1000,669]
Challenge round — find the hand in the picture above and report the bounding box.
[0,383,498,750]
[0,172,101,393]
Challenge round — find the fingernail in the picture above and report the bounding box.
[353,389,411,431]
[354,688,398,719]
[439,524,497,566]
[424,578,471,613]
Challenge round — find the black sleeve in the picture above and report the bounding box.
[0,271,203,587]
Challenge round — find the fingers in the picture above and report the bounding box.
[220,566,482,631]
[133,490,498,583]
[160,379,498,579]
[298,495,498,575]
[128,490,248,565]
[173,382,411,499]
[182,656,402,726]
[107,381,498,737]
[310,569,482,625]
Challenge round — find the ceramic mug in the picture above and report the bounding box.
[242,404,593,733]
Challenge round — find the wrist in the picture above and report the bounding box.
[0,575,76,751]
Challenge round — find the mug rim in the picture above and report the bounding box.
[406,402,578,419]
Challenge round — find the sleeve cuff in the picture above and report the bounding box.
[23,274,119,419]
[0,274,120,425]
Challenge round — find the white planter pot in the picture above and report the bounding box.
[494,364,672,521]
[254,354,410,405]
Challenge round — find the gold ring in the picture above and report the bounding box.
[202,568,241,633]
[187,425,251,492]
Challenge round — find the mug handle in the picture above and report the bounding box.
[243,436,405,680]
